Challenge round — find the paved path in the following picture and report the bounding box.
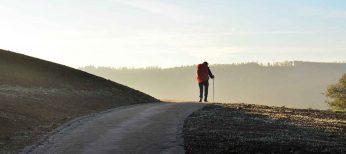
[24,102,205,154]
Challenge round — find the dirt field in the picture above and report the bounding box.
[183,103,346,154]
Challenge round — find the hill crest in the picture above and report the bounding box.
[0,49,158,152]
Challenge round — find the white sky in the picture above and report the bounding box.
[0,0,346,68]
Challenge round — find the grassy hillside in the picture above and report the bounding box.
[80,62,346,109]
[0,49,158,152]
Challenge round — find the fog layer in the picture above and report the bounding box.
[81,61,346,109]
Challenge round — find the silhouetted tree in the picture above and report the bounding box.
[326,74,346,110]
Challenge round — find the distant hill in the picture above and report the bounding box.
[80,61,346,109]
[0,49,158,152]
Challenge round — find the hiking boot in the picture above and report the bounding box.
[204,99,208,102]
[199,98,202,102]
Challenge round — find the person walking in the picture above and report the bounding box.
[197,61,215,102]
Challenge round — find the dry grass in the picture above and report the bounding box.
[183,103,346,153]
[0,50,158,153]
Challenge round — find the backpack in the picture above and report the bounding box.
[197,63,209,83]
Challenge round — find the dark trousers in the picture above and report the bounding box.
[199,80,209,100]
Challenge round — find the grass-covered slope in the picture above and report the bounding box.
[0,49,158,152]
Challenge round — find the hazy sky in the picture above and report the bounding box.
[0,0,346,68]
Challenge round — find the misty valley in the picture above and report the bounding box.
[81,61,346,110]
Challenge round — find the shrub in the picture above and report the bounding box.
[325,74,346,111]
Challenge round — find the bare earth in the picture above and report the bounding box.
[183,103,346,154]
[23,102,205,154]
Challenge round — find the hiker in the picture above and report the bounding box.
[197,61,215,102]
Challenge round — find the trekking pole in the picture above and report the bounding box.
[213,78,215,103]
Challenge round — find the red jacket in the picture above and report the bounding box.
[197,63,209,83]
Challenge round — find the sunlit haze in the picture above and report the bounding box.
[1,0,346,68]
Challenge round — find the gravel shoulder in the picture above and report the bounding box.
[24,102,205,154]
[183,103,346,154]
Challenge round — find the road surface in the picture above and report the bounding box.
[24,102,205,154]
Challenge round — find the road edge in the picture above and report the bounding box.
[21,102,161,154]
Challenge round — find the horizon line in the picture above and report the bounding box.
[79,60,346,70]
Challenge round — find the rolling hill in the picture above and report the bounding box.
[0,49,158,152]
[80,62,346,110]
